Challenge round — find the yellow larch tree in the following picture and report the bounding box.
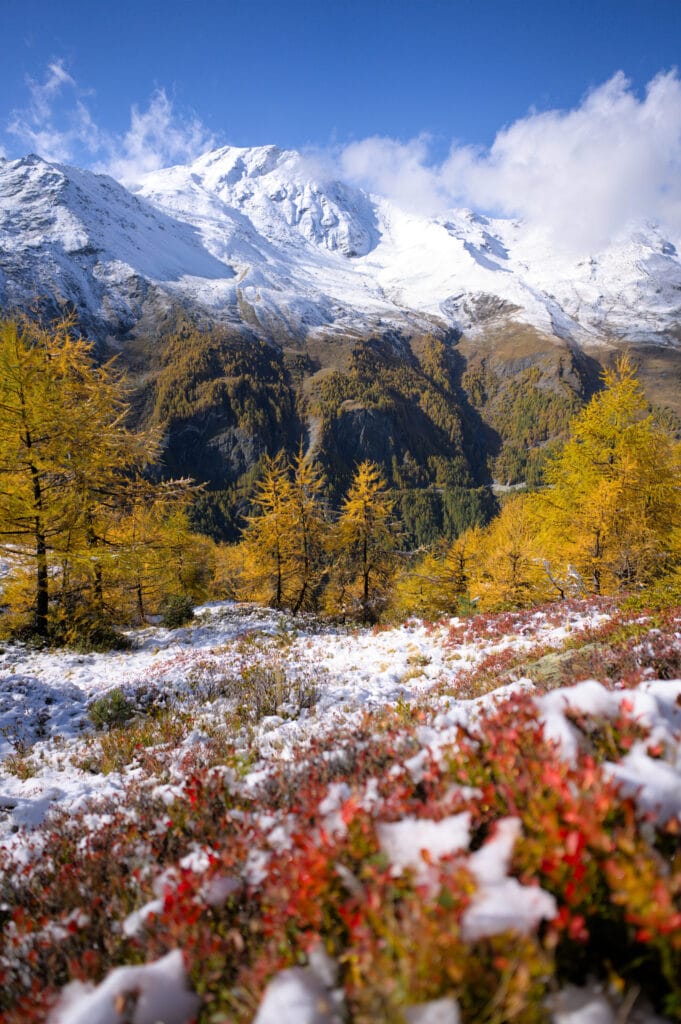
[326,461,398,622]
[537,355,681,596]
[0,316,154,638]
[238,451,295,608]
[390,528,480,620]
[287,447,328,614]
[109,478,209,625]
[470,493,549,611]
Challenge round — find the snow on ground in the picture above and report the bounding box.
[0,601,608,841]
[48,950,200,1024]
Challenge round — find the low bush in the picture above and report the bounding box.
[2,602,681,1023]
[161,594,195,629]
[88,689,136,731]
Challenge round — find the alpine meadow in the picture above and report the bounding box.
[2,4,681,1023]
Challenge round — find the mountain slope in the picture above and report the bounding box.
[0,154,235,337]
[2,146,681,349]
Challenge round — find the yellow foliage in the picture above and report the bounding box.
[0,315,159,637]
[537,355,681,596]
[325,461,398,622]
[236,449,328,612]
[390,530,479,620]
[470,494,550,611]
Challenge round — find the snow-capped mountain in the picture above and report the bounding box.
[1,145,681,346]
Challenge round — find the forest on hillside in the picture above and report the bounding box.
[0,315,680,646]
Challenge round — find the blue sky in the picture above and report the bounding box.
[2,0,679,157]
[2,0,681,251]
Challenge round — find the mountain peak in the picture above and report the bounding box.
[1,149,681,349]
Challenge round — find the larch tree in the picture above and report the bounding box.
[329,460,397,622]
[0,317,154,638]
[239,451,295,608]
[287,447,328,614]
[538,355,681,596]
[471,493,548,611]
[390,530,478,620]
[237,448,328,613]
[111,478,207,624]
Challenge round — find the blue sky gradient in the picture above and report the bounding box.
[2,0,679,156]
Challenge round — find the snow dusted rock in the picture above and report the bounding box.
[0,154,233,338]
[48,950,199,1024]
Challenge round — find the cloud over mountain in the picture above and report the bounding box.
[5,60,215,184]
[339,71,681,254]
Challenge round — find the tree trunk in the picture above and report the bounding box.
[20,386,49,637]
[136,580,146,624]
[29,461,49,638]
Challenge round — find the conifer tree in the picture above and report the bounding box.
[239,451,294,607]
[0,316,154,637]
[328,461,397,622]
[111,478,208,624]
[236,449,328,613]
[288,447,328,614]
[538,355,681,595]
[471,493,548,610]
[390,531,477,620]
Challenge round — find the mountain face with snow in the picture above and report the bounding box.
[2,144,681,350]
[2,145,681,519]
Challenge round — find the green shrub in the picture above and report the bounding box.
[88,689,136,731]
[160,594,195,628]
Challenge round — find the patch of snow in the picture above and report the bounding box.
[48,950,199,1024]
[606,743,681,822]
[253,943,343,1024]
[404,998,461,1024]
[377,812,471,886]
[461,818,557,940]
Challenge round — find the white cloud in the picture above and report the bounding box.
[7,59,94,163]
[5,61,214,183]
[99,89,215,185]
[340,135,450,217]
[28,59,75,121]
[339,71,681,253]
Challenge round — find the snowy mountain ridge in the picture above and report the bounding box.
[1,144,681,347]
